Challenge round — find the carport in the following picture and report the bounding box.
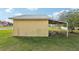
[48,19,68,37]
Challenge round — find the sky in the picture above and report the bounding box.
[0,8,70,22]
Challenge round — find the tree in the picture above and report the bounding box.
[59,9,79,32]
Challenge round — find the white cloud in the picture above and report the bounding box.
[53,10,69,16]
[48,15,53,18]
[53,12,61,20]
[2,19,13,23]
[53,12,60,16]
[5,8,13,13]
[52,10,69,20]
[27,8,38,11]
[65,10,69,12]
[5,19,13,23]
[15,13,23,16]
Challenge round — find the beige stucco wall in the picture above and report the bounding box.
[13,19,48,37]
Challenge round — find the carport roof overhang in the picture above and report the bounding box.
[49,20,66,24]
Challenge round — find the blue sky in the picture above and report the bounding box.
[0,8,70,22]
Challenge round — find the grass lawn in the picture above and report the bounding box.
[0,26,12,28]
[0,26,13,30]
[0,30,79,51]
[48,27,67,32]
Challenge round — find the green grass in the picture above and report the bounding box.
[0,26,13,30]
[48,27,67,32]
[0,30,79,51]
[0,26,12,28]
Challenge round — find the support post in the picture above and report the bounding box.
[67,22,68,38]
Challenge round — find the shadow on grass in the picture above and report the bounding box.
[13,36,49,43]
[13,34,67,45]
[12,33,79,48]
[12,33,79,45]
[10,33,79,51]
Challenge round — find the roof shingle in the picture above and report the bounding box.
[11,15,49,20]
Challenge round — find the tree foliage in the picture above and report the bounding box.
[59,9,79,32]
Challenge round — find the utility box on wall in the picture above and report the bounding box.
[12,15,49,37]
